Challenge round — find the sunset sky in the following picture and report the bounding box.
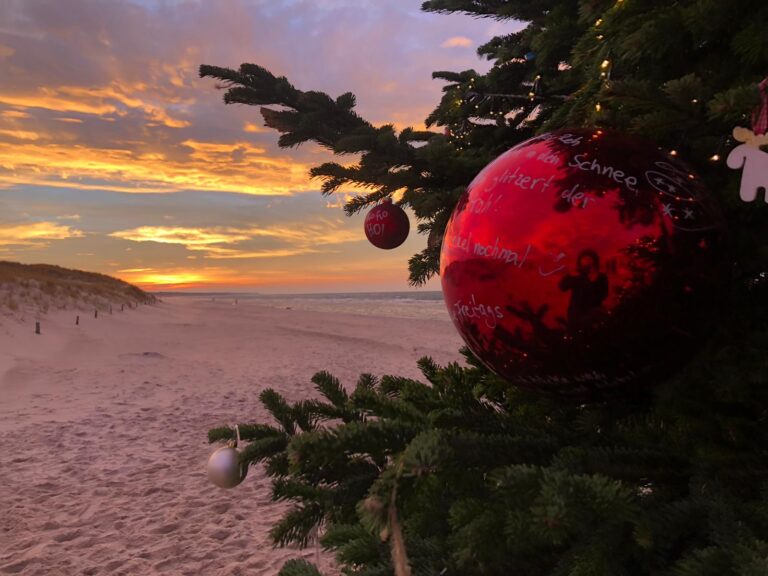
[0,0,518,292]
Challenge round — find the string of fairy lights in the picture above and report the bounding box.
[594,1,732,163]
[449,0,741,163]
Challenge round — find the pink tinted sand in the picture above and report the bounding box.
[0,297,462,575]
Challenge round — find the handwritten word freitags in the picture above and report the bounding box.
[568,154,639,192]
[452,294,505,329]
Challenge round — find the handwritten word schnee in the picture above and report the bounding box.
[568,154,639,192]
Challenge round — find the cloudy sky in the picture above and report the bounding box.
[0,0,518,292]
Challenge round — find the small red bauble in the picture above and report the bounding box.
[365,200,410,249]
[440,129,729,395]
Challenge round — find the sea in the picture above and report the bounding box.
[156,291,451,320]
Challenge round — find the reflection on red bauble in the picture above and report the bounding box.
[365,199,410,249]
[440,129,729,395]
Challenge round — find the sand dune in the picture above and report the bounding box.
[0,297,462,575]
[0,261,153,326]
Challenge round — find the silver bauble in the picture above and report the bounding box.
[207,445,247,489]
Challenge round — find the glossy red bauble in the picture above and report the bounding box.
[440,129,729,395]
[365,200,410,249]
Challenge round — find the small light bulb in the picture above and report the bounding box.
[670,150,678,156]
[595,102,602,112]
[595,18,603,26]
[710,154,720,162]
[601,59,611,69]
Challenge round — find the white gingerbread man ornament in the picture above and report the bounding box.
[726,127,768,203]
[727,78,768,203]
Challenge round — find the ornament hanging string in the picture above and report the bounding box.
[751,78,768,136]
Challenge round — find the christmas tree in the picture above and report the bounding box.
[201,1,768,574]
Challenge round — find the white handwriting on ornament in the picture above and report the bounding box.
[488,166,554,193]
[645,164,696,201]
[467,195,501,215]
[368,210,389,221]
[727,127,768,203]
[448,232,474,253]
[452,294,505,329]
[538,132,583,147]
[558,133,584,147]
[525,148,562,165]
[560,184,599,209]
[449,233,531,266]
[366,222,387,236]
[473,239,532,266]
[568,153,639,192]
[539,252,567,277]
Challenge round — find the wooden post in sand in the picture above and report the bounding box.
[76,315,79,326]
[35,321,40,335]
[94,309,98,319]
[109,305,113,315]
[121,304,124,312]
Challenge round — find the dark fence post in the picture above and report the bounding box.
[94,309,98,319]
[35,321,40,335]
[76,315,79,326]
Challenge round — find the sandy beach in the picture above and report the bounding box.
[0,296,463,575]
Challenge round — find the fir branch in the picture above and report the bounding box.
[277,559,323,576]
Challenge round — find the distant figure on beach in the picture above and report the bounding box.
[558,248,608,330]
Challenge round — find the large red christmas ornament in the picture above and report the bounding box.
[440,129,729,395]
[365,199,410,249]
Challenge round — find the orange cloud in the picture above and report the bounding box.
[109,222,361,259]
[0,222,84,247]
[441,36,473,48]
[0,139,316,195]
[243,121,267,133]
[0,83,190,128]
[0,128,41,141]
[1,110,29,119]
[110,226,254,248]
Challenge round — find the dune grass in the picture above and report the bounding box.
[0,260,154,318]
